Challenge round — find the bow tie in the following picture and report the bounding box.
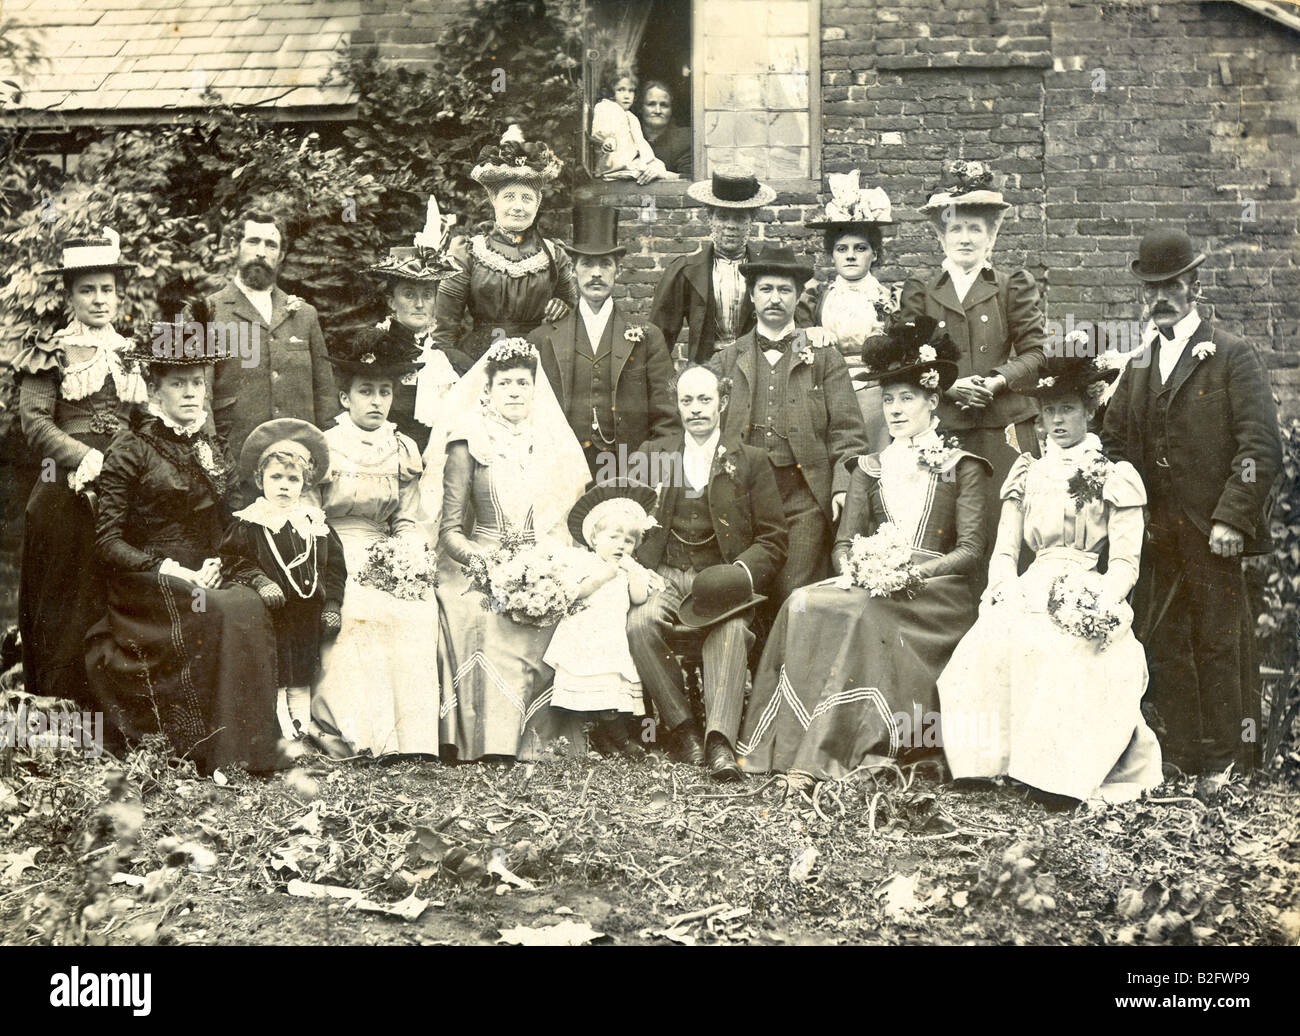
[759,332,800,351]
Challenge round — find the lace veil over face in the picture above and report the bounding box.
[419,347,590,543]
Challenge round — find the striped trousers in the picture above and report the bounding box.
[627,565,755,746]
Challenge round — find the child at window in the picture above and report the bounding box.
[591,68,667,182]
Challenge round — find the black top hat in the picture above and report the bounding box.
[738,243,814,285]
[561,206,626,258]
[326,326,420,376]
[567,480,657,546]
[858,315,960,391]
[676,564,766,630]
[686,166,777,209]
[1130,226,1207,282]
[1020,352,1119,401]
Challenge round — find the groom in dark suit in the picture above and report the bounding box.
[531,206,676,478]
[627,365,787,780]
[205,206,338,455]
[708,244,867,605]
[1102,226,1282,777]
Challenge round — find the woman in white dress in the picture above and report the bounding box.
[937,352,1163,805]
[312,327,450,758]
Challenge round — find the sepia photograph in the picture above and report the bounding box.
[0,0,1295,984]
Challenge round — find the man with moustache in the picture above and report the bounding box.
[1102,226,1282,779]
[205,206,337,455]
[649,168,773,365]
[708,244,867,605]
[530,206,676,477]
[627,364,787,780]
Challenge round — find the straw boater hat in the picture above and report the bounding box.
[239,418,330,487]
[805,169,894,233]
[1130,226,1207,283]
[1021,351,1120,403]
[919,160,1012,215]
[858,314,961,391]
[686,166,776,209]
[43,226,136,280]
[738,243,814,285]
[470,124,563,193]
[326,326,420,377]
[560,205,626,259]
[567,481,658,547]
[367,193,461,284]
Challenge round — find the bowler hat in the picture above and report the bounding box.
[1130,226,1207,282]
[686,166,776,209]
[738,243,814,285]
[676,564,765,630]
[561,205,626,258]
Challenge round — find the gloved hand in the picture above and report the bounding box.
[320,609,342,639]
[258,582,286,610]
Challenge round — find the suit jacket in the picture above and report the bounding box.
[649,242,757,365]
[1100,316,1281,555]
[205,282,338,453]
[529,301,677,457]
[709,331,867,518]
[899,265,1046,431]
[634,432,787,592]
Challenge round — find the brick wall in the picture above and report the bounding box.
[573,0,1298,413]
[353,0,470,70]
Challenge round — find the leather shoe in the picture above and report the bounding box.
[672,723,705,766]
[706,735,742,782]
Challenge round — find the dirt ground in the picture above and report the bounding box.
[2,724,1298,947]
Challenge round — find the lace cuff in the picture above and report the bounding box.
[67,449,104,493]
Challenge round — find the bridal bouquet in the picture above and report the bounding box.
[839,522,923,599]
[462,533,586,627]
[358,536,439,601]
[1046,571,1123,647]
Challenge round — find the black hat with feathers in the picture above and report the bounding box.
[326,325,420,376]
[1020,351,1119,402]
[857,314,960,391]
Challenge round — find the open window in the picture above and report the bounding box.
[581,0,818,183]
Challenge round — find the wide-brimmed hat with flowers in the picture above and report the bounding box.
[43,226,136,280]
[567,480,659,548]
[120,317,222,372]
[919,160,1011,215]
[1021,348,1120,402]
[805,170,894,232]
[470,124,564,193]
[326,325,420,377]
[858,314,960,391]
[367,193,461,284]
[238,418,330,487]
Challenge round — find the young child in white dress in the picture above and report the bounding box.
[545,484,659,756]
[591,68,667,182]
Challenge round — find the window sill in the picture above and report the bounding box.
[574,178,821,205]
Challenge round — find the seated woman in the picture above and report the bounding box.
[15,228,148,706]
[798,171,897,451]
[737,317,990,780]
[436,337,590,762]
[937,351,1163,805]
[311,328,448,758]
[85,329,284,775]
[367,193,470,454]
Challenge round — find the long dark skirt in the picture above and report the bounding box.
[19,478,102,707]
[84,572,285,774]
[737,574,976,779]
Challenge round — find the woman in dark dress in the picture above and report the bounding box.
[14,229,148,705]
[431,126,577,365]
[367,194,471,453]
[737,317,990,780]
[640,81,691,178]
[84,329,285,774]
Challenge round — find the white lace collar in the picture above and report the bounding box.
[147,401,205,438]
[830,273,884,295]
[1043,432,1104,472]
[333,411,397,444]
[54,321,149,403]
[471,233,550,278]
[879,417,942,547]
[233,496,329,539]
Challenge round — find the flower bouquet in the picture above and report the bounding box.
[1046,571,1123,647]
[1066,456,1113,512]
[839,522,923,599]
[462,532,586,627]
[358,536,439,601]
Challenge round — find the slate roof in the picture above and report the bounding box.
[0,0,360,124]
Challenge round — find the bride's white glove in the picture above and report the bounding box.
[67,448,104,494]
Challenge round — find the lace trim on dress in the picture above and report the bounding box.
[470,234,551,278]
[34,321,149,404]
[233,496,330,539]
[147,401,205,438]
